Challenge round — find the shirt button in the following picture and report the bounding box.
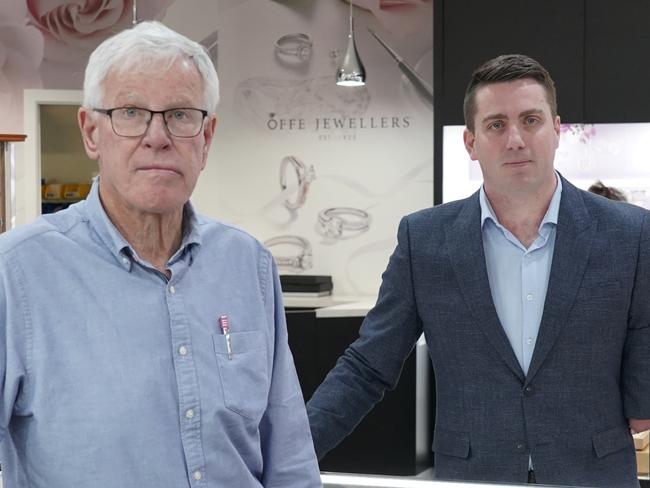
[527,338,534,345]
[122,257,129,264]
[526,293,533,301]
[185,408,195,419]
[169,285,176,294]
[179,345,188,356]
[193,470,202,481]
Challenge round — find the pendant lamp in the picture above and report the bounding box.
[336,1,366,86]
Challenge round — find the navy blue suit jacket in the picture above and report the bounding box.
[307,177,650,487]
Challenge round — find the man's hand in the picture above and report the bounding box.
[629,418,650,434]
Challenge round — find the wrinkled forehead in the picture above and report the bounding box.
[101,56,204,107]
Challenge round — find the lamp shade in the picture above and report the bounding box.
[336,9,365,86]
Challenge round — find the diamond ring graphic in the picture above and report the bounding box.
[317,207,371,238]
[280,156,316,210]
[264,235,313,270]
[274,33,313,62]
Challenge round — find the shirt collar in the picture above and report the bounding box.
[480,172,563,231]
[83,178,203,270]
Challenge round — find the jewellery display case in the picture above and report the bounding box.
[322,475,548,488]
[285,304,434,477]
[0,134,27,234]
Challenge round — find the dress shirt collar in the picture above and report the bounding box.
[479,172,563,232]
[83,178,202,270]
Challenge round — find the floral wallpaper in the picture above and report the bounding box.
[0,0,173,133]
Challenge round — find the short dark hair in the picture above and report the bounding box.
[463,54,557,132]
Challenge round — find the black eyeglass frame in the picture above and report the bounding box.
[93,107,209,138]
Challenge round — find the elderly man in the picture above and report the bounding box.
[307,54,650,486]
[0,21,321,487]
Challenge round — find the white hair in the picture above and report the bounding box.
[82,21,219,112]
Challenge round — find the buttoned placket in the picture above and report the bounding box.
[521,250,536,373]
[165,259,208,487]
[520,228,550,374]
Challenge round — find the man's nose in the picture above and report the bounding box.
[506,125,526,150]
[142,113,172,147]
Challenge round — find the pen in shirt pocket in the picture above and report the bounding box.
[218,315,233,360]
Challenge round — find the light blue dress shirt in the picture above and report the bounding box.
[480,175,562,375]
[0,181,321,488]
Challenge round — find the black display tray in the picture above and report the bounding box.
[280,274,332,284]
[280,275,333,292]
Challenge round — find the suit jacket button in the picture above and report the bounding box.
[515,441,527,453]
[523,385,534,396]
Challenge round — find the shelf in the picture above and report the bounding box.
[42,199,83,204]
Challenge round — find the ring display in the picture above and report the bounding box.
[264,235,313,270]
[280,156,316,210]
[274,33,313,62]
[317,207,371,238]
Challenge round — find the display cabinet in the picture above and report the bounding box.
[0,134,27,233]
[285,306,434,476]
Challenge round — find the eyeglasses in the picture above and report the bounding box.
[94,107,208,138]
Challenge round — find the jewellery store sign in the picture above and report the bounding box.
[266,114,413,141]
[200,0,433,296]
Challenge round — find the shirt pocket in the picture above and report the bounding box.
[212,330,269,420]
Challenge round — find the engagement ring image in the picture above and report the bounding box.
[274,33,313,62]
[280,156,316,211]
[264,235,313,270]
[317,207,371,238]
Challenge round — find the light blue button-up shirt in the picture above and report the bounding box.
[0,182,321,488]
[480,175,562,375]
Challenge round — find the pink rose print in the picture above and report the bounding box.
[27,0,175,88]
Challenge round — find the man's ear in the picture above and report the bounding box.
[463,128,478,161]
[200,114,218,170]
[78,107,101,161]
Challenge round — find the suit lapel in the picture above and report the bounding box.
[525,177,596,383]
[446,192,525,382]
